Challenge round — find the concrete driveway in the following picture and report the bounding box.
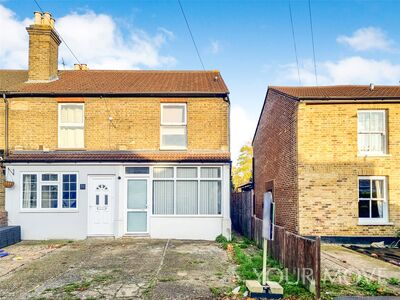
[0,238,235,300]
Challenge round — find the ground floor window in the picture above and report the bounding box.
[152,166,222,215]
[358,176,388,223]
[22,173,77,210]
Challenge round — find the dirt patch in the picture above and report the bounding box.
[0,238,235,300]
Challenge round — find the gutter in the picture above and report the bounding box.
[301,98,400,104]
[2,93,8,158]
[3,92,230,99]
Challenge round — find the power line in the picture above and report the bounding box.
[177,0,205,70]
[33,0,82,65]
[308,0,318,85]
[288,0,301,85]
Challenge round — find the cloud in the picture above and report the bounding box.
[0,5,30,69]
[337,27,393,52]
[231,105,257,165]
[0,5,176,70]
[208,40,221,54]
[280,56,400,86]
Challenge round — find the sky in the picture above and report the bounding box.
[1,0,400,163]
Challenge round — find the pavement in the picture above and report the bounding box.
[0,238,236,300]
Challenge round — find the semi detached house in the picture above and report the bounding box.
[0,12,231,240]
[253,85,400,241]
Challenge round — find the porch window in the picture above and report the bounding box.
[358,176,388,224]
[59,103,84,149]
[152,166,222,215]
[357,110,386,155]
[160,104,187,150]
[21,173,78,210]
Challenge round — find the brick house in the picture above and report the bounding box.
[253,86,400,240]
[0,12,231,240]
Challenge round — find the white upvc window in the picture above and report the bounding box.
[358,176,389,224]
[357,110,387,155]
[160,103,187,150]
[21,173,78,211]
[152,166,222,216]
[58,103,84,149]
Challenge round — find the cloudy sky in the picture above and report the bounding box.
[1,0,400,162]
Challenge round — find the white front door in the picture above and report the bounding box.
[88,176,115,235]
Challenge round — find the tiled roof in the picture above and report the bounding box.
[5,151,231,163]
[0,70,28,92]
[0,70,229,95]
[270,85,400,99]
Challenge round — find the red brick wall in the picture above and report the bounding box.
[253,90,299,232]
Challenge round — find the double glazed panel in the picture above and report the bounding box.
[127,179,148,233]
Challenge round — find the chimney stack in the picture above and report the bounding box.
[26,11,61,82]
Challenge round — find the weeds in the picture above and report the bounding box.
[388,277,400,286]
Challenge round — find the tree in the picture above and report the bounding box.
[232,143,253,190]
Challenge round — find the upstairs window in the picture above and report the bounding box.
[59,103,84,149]
[357,110,386,155]
[160,104,187,150]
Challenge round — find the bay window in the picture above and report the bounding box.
[160,104,187,149]
[59,103,84,149]
[22,173,78,210]
[357,110,386,155]
[152,166,222,215]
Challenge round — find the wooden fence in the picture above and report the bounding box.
[231,192,321,298]
[231,191,253,238]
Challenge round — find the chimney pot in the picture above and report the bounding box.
[369,83,375,91]
[74,64,89,70]
[34,11,42,25]
[43,12,51,26]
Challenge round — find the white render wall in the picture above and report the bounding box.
[5,162,231,241]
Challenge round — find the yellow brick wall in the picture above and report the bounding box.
[27,26,60,81]
[297,102,400,236]
[7,97,229,151]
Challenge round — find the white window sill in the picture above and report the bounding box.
[159,148,188,151]
[358,220,393,226]
[20,209,79,213]
[357,153,391,157]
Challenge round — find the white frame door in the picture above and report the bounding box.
[125,178,150,235]
[87,175,115,236]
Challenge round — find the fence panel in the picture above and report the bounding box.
[231,190,253,239]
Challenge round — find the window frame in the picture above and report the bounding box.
[357,110,387,156]
[20,172,79,212]
[160,103,187,150]
[357,176,389,225]
[151,166,222,216]
[58,103,85,149]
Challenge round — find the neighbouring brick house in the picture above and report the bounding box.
[0,12,231,240]
[253,86,400,240]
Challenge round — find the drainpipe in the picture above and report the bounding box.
[3,93,8,158]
